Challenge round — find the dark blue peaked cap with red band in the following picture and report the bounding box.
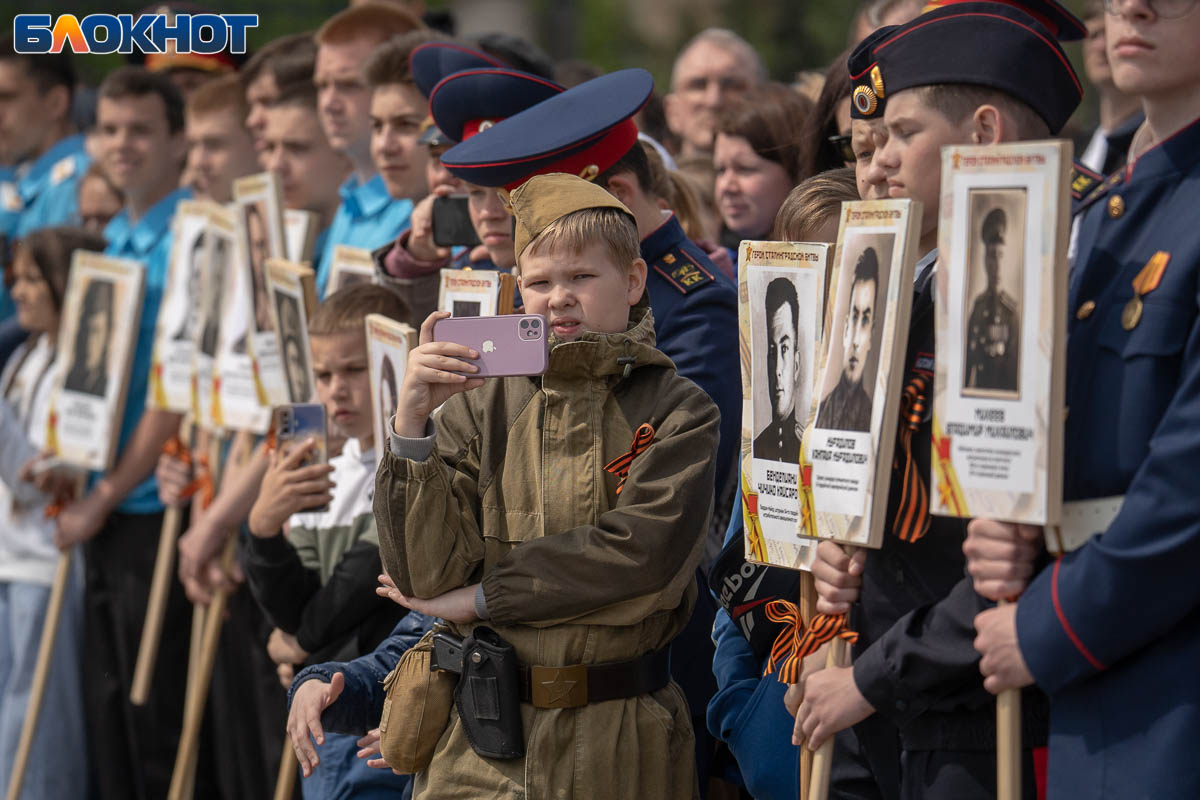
[409,41,507,99]
[439,68,655,192]
[430,68,564,144]
[848,1,1083,133]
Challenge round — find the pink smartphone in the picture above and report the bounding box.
[432,314,548,377]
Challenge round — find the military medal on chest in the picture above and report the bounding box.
[1121,251,1170,331]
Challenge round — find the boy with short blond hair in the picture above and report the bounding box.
[184,73,258,204]
[377,173,719,798]
[243,282,414,798]
[799,4,1085,798]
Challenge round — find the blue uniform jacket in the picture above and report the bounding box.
[1016,116,1200,798]
[316,174,413,298]
[641,213,740,519]
[103,187,191,514]
[14,133,90,238]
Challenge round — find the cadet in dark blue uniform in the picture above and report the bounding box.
[969,2,1200,797]
[803,4,1085,799]
[436,68,741,795]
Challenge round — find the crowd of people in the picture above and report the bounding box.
[0,0,1194,798]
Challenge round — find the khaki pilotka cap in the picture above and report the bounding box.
[507,173,636,259]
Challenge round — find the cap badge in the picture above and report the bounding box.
[579,164,600,181]
[478,120,495,132]
[870,65,885,98]
[853,85,878,116]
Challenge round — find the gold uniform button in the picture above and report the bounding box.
[1108,195,1125,218]
[1076,300,1096,320]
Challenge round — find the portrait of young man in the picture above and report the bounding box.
[816,244,882,433]
[753,275,804,462]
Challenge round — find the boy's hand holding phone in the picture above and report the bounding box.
[247,439,335,538]
[395,311,484,438]
[405,185,455,262]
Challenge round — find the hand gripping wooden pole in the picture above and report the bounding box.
[807,636,851,800]
[4,550,74,800]
[273,740,299,800]
[167,533,236,800]
[996,598,1021,800]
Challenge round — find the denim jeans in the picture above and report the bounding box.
[0,560,88,800]
[301,730,413,800]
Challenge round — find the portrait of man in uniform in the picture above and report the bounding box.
[817,245,885,433]
[753,276,805,462]
[243,200,273,334]
[963,192,1024,398]
[171,230,206,342]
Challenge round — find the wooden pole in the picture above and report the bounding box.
[130,501,184,705]
[273,740,299,800]
[4,550,73,800]
[167,534,236,800]
[807,636,850,800]
[996,598,1021,800]
[798,571,817,800]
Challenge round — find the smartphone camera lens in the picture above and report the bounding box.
[521,319,529,329]
[531,319,540,328]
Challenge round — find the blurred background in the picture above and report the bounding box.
[0,0,1096,130]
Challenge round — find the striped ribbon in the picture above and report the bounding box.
[892,374,930,543]
[163,435,214,509]
[603,422,655,495]
[763,600,859,684]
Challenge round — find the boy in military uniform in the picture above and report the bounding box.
[968,1,1200,797]
[964,208,1020,392]
[376,173,718,798]
[797,3,1085,798]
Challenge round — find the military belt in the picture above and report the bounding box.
[520,648,671,709]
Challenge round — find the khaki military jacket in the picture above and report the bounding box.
[375,306,719,799]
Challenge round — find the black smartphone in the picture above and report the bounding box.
[432,194,481,248]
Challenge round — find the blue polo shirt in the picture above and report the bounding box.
[103,187,191,514]
[14,133,90,238]
[315,173,412,298]
[0,167,21,321]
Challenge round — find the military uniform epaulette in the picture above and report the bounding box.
[1074,170,1124,218]
[652,246,713,294]
[1071,160,1102,201]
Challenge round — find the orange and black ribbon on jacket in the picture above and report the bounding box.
[604,422,655,495]
[763,600,859,684]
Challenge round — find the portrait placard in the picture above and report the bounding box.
[805,199,923,548]
[208,203,270,433]
[266,259,318,404]
[233,172,289,409]
[437,268,517,317]
[284,209,320,266]
[48,251,145,470]
[148,199,211,413]
[365,313,416,471]
[932,140,1070,525]
[327,245,376,295]
[737,241,829,570]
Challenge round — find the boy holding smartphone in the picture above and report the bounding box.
[242,283,414,798]
[376,173,720,798]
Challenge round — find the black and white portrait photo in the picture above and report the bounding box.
[963,189,1025,398]
[275,291,311,402]
[64,278,114,397]
[816,234,893,433]
[750,271,816,464]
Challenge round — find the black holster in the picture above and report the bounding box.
[453,626,525,760]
